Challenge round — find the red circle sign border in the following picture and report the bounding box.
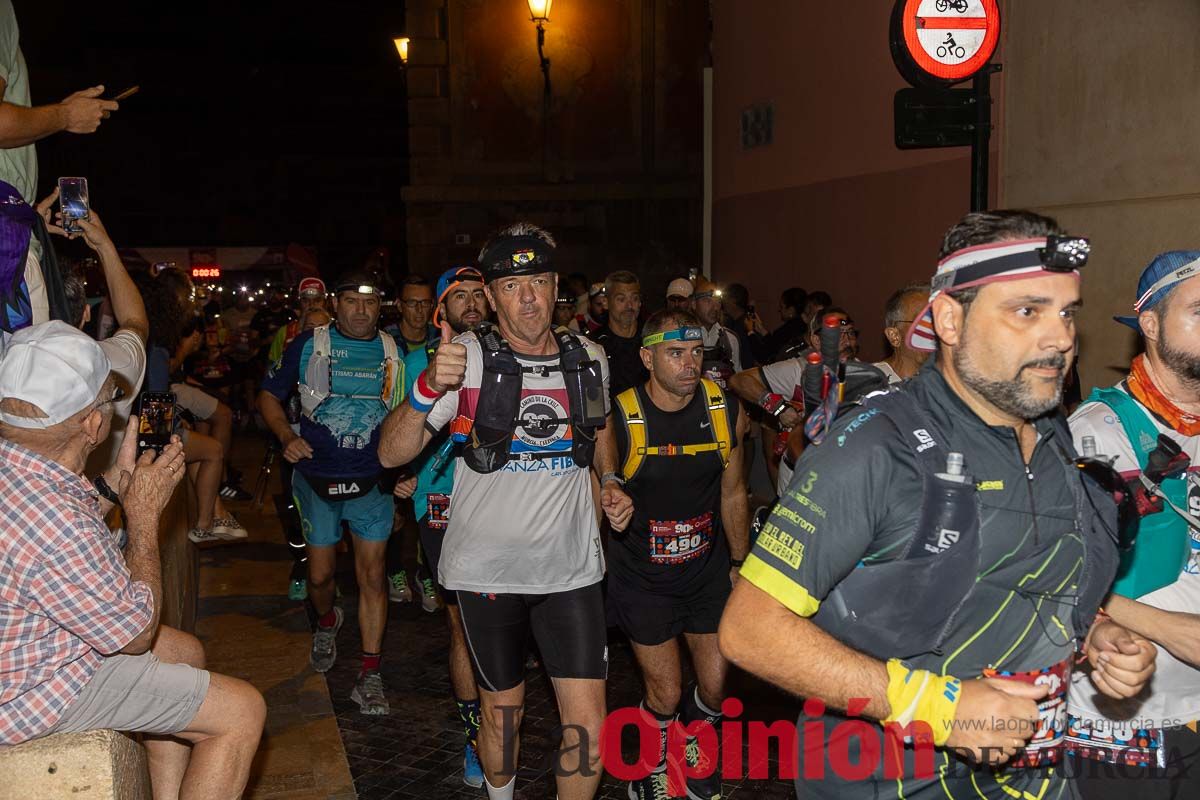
[900,0,1000,83]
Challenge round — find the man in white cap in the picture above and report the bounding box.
[0,321,266,797]
[665,276,694,313]
[721,210,1156,800]
[268,276,328,363]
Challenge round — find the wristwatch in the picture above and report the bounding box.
[730,557,745,568]
[93,474,121,506]
[600,472,625,487]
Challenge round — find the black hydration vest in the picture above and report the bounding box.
[811,389,1120,661]
[462,324,607,474]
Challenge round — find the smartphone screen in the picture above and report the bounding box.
[58,177,90,234]
[136,391,176,457]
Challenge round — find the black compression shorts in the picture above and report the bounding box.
[456,582,608,693]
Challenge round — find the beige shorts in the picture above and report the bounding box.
[50,652,210,737]
[171,382,220,420]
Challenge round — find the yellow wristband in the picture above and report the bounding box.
[881,658,962,746]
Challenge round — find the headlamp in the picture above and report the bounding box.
[335,283,382,296]
[1039,236,1091,272]
[642,326,704,347]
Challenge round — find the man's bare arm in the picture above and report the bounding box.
[1106,593,1200,666]
[591,414,618,477]
[720,405,750,561]
[728,367,767,408]
[378,400,435,468]
[0,81,118,148]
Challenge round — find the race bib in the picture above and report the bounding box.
[982,659,1071,767]
[1065,716,1163,769]
[649,511,714,565]
[427,493,451,530]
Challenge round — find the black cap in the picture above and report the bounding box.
[478,235,554,282]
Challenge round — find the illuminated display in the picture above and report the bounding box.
[191,266,222,279]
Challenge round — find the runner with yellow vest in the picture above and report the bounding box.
[597,308,750,800]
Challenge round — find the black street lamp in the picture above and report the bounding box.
[526,0,553,177]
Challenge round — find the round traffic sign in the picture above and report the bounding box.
[891,0,1000,86]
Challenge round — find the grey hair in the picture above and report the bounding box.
[605,270,640,296]
[883,283,930,329]
[479,222,557,260]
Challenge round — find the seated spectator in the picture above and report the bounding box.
[0,321,265,797]
[874,283,930,384]
[135,271,247,543]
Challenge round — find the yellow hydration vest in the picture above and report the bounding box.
[615,378,732,482]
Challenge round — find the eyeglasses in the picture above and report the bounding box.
[401,299,434,310]
[96,386,126,409]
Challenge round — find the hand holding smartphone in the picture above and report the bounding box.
[136,391,176,458]
[57,177,89,234]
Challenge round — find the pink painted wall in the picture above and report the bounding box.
[712,0,1002,360]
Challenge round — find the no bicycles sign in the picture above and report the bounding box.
[890,0,1001,87]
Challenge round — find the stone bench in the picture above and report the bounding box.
[0,729,150,799]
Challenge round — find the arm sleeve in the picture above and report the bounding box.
[740,410,915,617]
[260,333,307,402]
[27,510,154,655]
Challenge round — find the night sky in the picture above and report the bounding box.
[17,1,408,277]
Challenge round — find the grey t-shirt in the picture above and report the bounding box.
[426,332,609,594]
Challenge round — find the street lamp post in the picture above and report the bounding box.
[526,0,552,178]
[393,37,410,66]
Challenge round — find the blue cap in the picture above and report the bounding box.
[436,266,484,301]
[1115,251,1200,331]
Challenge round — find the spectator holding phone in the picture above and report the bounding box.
[0,321,266,798]
[0,0,120,326]
[36,193,150,473]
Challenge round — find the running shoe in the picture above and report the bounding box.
[219,481,253,501]
[288,578,308,601]
[310,607,343,673]
[463,742,484,788]
[628,771,670,800]
[350,670,390,715]
[388,570,413,603]
[211,516,249,540]
[187,527,219,544]
[419,576,443,613]
[684,739,721,800]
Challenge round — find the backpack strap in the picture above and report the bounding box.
[378,331,405,410]
[299,325,332,417]
[702,378,733,469]
[1086,386,1162,470]
[616,386,647,481]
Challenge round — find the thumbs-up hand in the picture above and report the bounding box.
[427,321,468,393]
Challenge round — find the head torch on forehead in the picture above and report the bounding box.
[1040,236,1091,271]
[642,326,704,348]
[932,236,1092,294]
[335,283,382,296]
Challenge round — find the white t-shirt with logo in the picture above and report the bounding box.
[426,333,609,594]
[1067,385,1200,730]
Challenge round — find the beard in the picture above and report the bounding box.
[953,343,1066,421]
[1159,324,1200,388]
